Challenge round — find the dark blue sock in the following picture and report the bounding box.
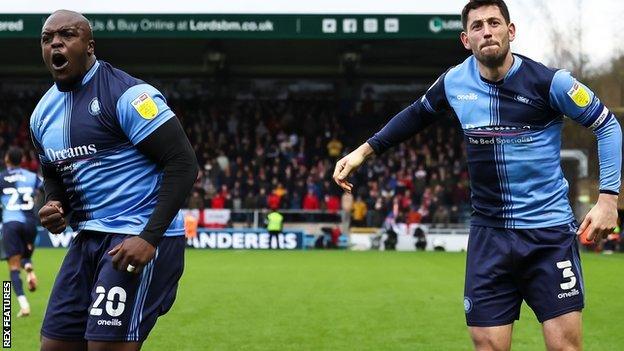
[10,270,24,296]
[21,258,32,268]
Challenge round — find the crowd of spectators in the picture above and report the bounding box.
[164,83,472,226]
[0,79,472,227]
[0,87,41,173]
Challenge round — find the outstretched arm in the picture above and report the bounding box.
[333,73,451,193]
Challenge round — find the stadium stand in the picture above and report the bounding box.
[0,79,471,227]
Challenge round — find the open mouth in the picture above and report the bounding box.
[51,52,69,71]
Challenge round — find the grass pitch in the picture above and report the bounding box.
[8,249,624,350]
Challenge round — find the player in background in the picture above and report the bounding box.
[32,10,198,351]
[333,1,621,350]
[0,147,42,317]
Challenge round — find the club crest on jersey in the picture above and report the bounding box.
[567,81,590,108]
[131,93,159,120]
[89,97,101,116]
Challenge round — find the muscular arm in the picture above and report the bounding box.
[41,163,70,208]
[135,117,199,247]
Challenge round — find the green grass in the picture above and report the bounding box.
[8,249,624,350]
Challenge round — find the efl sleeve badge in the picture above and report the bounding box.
[566,82,591,108]
[131,92,159,120]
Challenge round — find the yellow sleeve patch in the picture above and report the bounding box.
[567,82,590,108]
[131,93,159,120]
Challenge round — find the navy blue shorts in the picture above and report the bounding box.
[41,230,185,342]
[464,223,584,327]
[1,220,37,258]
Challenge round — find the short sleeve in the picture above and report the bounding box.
[115,84,176,145]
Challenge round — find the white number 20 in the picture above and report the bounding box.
[90,286,127,317]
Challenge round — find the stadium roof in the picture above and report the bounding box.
[1,37,469,78]
[0,1,469,77]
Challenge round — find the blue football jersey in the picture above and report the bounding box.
[0,168,42,223]
[369,54,622,228]
[30,60,184,236]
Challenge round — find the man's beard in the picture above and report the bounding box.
[474,41,510,68]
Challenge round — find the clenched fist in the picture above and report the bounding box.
[39,201,66,234]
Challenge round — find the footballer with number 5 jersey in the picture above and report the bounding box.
[333,1,621,350]
[31,10,198,351]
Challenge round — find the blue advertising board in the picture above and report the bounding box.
[6,226,305,250]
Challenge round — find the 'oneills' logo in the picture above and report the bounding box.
[131,93,159,120]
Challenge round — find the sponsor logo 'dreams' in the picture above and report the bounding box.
[45,144,97,162]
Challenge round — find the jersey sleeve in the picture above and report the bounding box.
[115,83,176,145]
[30,105,50,164]
[34,174,44,190]
[549,70,622,194]
[420,73,451,115]
[367,72,450,154]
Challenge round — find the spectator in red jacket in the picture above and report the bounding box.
[302,189,320,210]
[211,193,225,209]
[267,192,281,210]
[324,194,340,213]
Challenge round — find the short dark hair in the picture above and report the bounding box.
[6,147,23,166]
[461,0,511,30]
